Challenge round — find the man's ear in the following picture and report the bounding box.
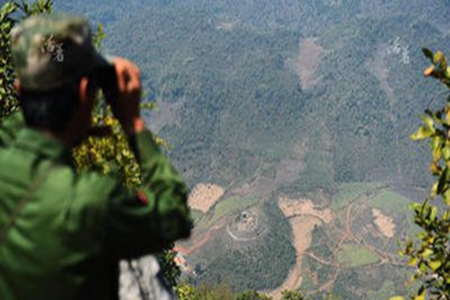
[14,79,21,96]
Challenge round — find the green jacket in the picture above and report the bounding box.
[0,113,192,300]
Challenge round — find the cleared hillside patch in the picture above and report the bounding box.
[331,182,385,211]
[279,197,333,223]
[188,183,224,213]
[372,208,396,238]
[294,38,323,90]
[337,243,379,267]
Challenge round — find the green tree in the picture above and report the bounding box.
[176,283,199,300]
[280,290,307,300]
[0,1,52,119]
[235,290,272,300]
[176,283,275,300]
[323,293,342,300]
[391,49,450,300]
[196,282,234,300]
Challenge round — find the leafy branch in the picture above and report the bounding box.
[392,49,450,300]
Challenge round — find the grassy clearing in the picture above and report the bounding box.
[197,196,259,228]
[337,243,379,267]
[331,182,385,211]
[211,196,259,224]
[371,190,411,213]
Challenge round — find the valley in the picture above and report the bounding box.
[53,0,450,298]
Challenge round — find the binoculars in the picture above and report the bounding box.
[93,62,119,106]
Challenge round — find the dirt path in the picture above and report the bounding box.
[304,252,339,268]
[182,184,406,297]
[271,185,406,297]
[316,268,340,294]
[332,200,357,257]
[175,225,222,255]
[308,187,397,295]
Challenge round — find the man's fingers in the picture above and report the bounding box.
[126,71,141,93]
[121,64,141,94]
[132,64,140,77]
[115,64,126,92]
[110,57,142,135]
[113,58,141,94]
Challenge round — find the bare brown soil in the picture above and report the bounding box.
[278,197,333,223]
[175,225,222,255]
[372,208,396,238]
[188,184,224,213]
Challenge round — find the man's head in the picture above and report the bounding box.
[10,14,111,144]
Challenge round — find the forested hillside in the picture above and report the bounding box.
[53,1,450,298]
[56,0,449,187]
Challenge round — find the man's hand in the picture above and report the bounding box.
[111,57,145,135]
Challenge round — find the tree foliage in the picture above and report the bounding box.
[176,283,316,300]
[392,49,450,300]
[323,293,342,300]
[0,0,52,119]
[176,282,234,300]
[280,290,307,300]
[176,283,307,300]
[235,290,272,300]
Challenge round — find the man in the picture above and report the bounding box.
[0,14,192,300]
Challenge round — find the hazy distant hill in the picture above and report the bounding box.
[55,1,450,298]
[58,0,448,187]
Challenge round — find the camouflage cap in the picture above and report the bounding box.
[10,14,110,91]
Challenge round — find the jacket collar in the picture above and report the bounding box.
[14,128,72,163]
